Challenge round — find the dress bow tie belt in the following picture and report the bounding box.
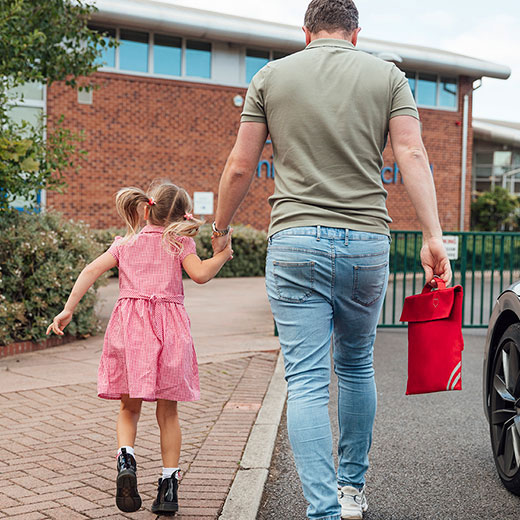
[118,290,184,341]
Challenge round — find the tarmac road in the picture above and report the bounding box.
[258,330,520,520]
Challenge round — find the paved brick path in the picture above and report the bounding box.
[0,351,277,519]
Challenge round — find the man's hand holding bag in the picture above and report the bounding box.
[399,278,464,395]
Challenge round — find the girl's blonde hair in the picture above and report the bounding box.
[115,179,203,253]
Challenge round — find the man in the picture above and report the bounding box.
[212,1,452,518]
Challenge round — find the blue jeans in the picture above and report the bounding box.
[266,226,390,520]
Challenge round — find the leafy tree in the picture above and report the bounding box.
[0,0,116,211]
[471,186,520,231]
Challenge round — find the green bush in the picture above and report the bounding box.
[91,227,124,277]
[195,224,267,277]
[471,187,519,231]
[0,211,107,346]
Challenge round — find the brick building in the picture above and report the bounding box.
[27,0,512,231]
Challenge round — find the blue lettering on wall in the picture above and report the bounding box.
[257,139,275,179]
[256,145,433,184]
[380,163,434,184]
[257,160,272,178]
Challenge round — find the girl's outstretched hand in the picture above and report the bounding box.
[46,310,73,336]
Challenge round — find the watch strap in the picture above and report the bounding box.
[212,221,230,237]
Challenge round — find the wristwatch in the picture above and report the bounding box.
[212,221,230,237]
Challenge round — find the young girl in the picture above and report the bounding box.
[47,179,232,515]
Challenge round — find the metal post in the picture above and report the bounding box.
[459,94,469,231]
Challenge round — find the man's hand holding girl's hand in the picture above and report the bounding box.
[211,228,232,255]
[46,309,73,336]
[212,229,233,260]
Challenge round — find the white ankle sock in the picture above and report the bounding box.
[118,446,135,458]
[162,467,180,479]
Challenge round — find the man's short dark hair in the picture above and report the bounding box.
[304,0,359,35]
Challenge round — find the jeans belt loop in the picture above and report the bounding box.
[345,228,349,246]
[316,225,321,241]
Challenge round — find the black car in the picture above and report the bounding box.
[483,280,520,495]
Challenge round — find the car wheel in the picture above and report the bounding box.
[490,322,520,495]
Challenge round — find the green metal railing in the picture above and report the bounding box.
[379,231,520,328]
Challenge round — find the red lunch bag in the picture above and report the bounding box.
[399,278,464,395]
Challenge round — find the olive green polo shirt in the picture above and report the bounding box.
[241,38,419,237]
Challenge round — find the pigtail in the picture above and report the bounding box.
[163,215,204,253]
[115,187,148,241]
[160,187,203,253]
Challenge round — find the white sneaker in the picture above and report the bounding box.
[338,485,368,520]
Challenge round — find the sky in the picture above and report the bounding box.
[162,0,520,123]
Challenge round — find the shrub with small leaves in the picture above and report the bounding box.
[0,210,107,346]
[195,224,267,277]
[91,227,124,277]
[471,187,520,231]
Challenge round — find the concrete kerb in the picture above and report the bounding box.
[219,351,287,520]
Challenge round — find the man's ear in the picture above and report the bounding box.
[302,26,312,45]
[351,26,361,46]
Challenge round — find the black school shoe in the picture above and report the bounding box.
[151,474,179,515]
[115,448,142,512]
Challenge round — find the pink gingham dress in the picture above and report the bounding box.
[98,225,200,402]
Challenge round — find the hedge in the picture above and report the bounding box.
[195,224,267,277]
[0,211,106,346]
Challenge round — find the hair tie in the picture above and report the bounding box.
[184,213,193,221]
[148,197,156,206]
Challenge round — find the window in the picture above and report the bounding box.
[9,82,44,102]
[246,49,269,83]
[417,73,437,107]
[403,70,458,109]
[273,51,289,60]
[245,49,292,83]
[405,71,416,98]
[186,40,211,78]
[119,29,149,73]
[439,77,457,108]
[7,106,42,130]
[493,151,512,174]
[6,82,45,210]
[154,34,182,76]
[90,25,116,68]
[473,149,520,194]
[7,82,44,132]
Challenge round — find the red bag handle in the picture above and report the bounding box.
[421,276,446,294]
